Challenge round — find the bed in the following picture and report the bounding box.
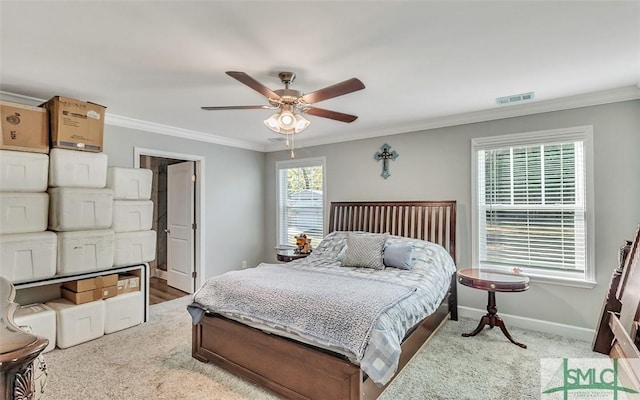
[190,200,457,400]
[593,225,640,391]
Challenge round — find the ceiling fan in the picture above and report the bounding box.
[201,71,365,135]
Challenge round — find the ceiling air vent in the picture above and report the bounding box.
[496,92,534,105]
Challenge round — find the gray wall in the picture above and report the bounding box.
[264,100,640,330]
[104,125,265,281]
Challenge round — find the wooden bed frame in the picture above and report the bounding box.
[193,201,457,400]
[593,225,640,391]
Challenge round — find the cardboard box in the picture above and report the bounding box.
[117,274,140,295]
[100,285,117,300]
[0,101,48,153]
[95,274,118,288]
[60,285,117,305]
[61,274,118,293]
[42,96,105,152]
[61,287,101,304]
[62,277,95,292]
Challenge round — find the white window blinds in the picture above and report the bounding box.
[473,126,594,284]
[276,158,325,247]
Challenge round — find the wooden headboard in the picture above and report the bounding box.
[328,201,456,263]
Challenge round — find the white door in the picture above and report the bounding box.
[167,161,195,293]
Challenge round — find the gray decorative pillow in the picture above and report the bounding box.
[341,233,388,270]
[384,244,415,270]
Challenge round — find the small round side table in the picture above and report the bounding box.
[276,249,311,263]
[457,268,529,349]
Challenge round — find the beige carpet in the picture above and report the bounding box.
[42,296,602,399]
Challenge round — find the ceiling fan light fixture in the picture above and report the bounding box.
[264,113,282,132]
[264,108,310,135]
[278,110,296,129]
[293,114,310,133]
[205,71,364,143]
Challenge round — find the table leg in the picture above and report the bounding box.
[461,291,527,349]
[495,316,527,349]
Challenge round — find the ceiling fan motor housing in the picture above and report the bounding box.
[270,89,303,107]
[278,72,295,86]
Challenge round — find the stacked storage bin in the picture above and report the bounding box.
[105,167,154,333]
[46,148,113,348]
[13,303,57,353]
[0,101,55,351]
[107,167,156,268]
[0,150,56,283]
[48,148,114,274]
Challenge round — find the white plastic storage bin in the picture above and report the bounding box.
[45,298,105,349]
[48,148,108,188]
[0,231,56,282]
[56,229,115,275]
[111,200,153,232]
[0,150,48,192]
[0,192,48,234]
[106,167,153,200]
[113,230,156,267]
[48,187,113,231]
[104,291,143,334]
[13,303,57,353]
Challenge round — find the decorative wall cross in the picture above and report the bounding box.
[374,143,398,179]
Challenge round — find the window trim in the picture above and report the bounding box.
[471,125,596,288]
[275,156,327,248]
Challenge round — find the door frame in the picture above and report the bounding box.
[134,147,205,291]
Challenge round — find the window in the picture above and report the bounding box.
[276,157,325,248]
[472,126,595,287]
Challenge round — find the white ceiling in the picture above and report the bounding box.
[1,1,639,152]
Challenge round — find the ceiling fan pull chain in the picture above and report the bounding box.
[290,134,295,159]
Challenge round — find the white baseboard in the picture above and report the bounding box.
[151,269,167,280]
[457,306,595,342]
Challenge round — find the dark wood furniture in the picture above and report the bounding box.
[457,268,529,348]
[593,225,640,390]
[276,249,310,262]
[1,276,48,400]
[193,200,457,400]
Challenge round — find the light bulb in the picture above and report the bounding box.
[280,114,293,125]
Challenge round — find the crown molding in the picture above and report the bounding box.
[4,85,639,154]
[266,85,640,152]
[0,91,264,152]
[104,114,264,152]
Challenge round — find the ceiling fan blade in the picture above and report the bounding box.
[226,71,281,100]
[303,106,358,123]
[301,78,365,104]
[201,105,275,110]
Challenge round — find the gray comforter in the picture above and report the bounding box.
[193,263,416,361]
[189,231,456,386]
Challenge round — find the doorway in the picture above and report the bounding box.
[135,148,205,305]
